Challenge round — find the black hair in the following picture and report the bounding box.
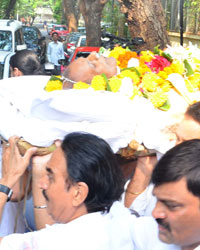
[61,132,125,213]
[152,139,200,197]
[9,49,44,75]
[185,101,200,123]
[52,32,59,37]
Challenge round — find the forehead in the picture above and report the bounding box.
[47,147,67,178]
[153,178,198,204]
[176,117,200,140]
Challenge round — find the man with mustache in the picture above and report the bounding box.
[0,132,135,249]
[131,139,200,250]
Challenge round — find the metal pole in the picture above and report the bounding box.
[180,0,184,45]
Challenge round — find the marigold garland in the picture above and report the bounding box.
[44,45,200,110]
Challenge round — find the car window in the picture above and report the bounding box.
[23,27,38,41]
[0,31,12,51]
[55,26,67,31]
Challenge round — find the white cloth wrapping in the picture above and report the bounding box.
[0,75,185,154]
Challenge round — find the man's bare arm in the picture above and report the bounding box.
[124,155,157,208]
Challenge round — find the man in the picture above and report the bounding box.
[47,32,64,75]
[131,139,200,250]
[0,133,135,249]
[124,101,200,216]
[62,51,118,88]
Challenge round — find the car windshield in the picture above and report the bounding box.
[80,38,86,46]
[68,33,82,43]
[23,27,38,41]
[55,26,67,31]
[0,63,4,79]
[0,31,12,51]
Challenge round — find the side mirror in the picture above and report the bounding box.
[16,44,27,51]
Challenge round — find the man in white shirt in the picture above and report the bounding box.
[47,32,64,75]
[130,139,200,250]
[0,132,135,249]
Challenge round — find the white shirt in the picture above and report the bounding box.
[2,202,197,250]
[1,202,135,250]
[47,41,64,66]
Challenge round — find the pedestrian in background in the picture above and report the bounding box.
[47,32,64,75]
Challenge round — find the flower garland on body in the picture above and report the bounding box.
[45,44,200,111]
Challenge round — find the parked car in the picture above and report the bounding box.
[47,23,57,35]
[50,25,69,41]
[63,32,84,57]
[66,35,86,57]
[66,46,100,65]
[0,51,15,79]
[77,26,86,34]
[0,19,26,52]
[22,26,46,64]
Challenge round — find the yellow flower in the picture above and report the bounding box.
[130,86,142,100]
[73,81,90,89]
[160,80,172,92]
[45,80,63,92]
[118,70,140,85]
[142,73,163,92]
[91,75,107,91]
[109,76,122,92]
[185,73,200,92]
[157,70,168,79]
[149,89,168,108]
[108,46,127,61]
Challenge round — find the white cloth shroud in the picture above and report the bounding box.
[0,75,181,154]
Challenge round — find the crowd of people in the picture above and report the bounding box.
[0,36,200,250]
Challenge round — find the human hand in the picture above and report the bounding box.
[31,140,61,183]
[2,136,37,188]
[136,155,157,178]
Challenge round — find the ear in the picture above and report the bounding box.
[13,67,23,76]
[72,182,88,207]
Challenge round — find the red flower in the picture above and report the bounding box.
[145,55,171,73]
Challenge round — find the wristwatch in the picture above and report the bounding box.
[0,184,13,202]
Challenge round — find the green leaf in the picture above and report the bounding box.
[184,59,194,76]
[158,99,171,111]
[154,45,161,55]
[161,52,173,62]
[101,73,111,91]
[50,75,63,82]
[121,67,141,77]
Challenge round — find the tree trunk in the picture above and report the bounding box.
[4,0,17,19]
[63,0,79,32]
[117,0,170,50]
[79,0,108,46]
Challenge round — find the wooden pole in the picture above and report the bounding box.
[180,0,184,45]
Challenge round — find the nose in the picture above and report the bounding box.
[87,51,99,61]
[152,201,167,220]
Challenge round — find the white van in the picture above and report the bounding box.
[0,19,26,52]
